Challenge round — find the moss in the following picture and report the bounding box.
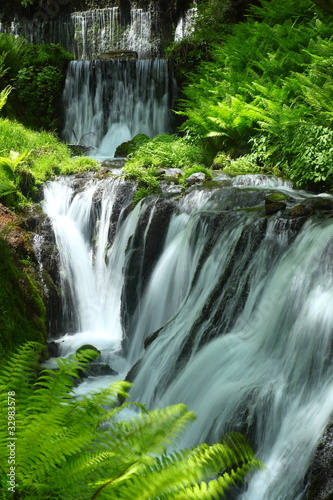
[0,237,46,356]
[115,134,150,157]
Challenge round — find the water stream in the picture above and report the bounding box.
[62,58,174,158]
[42,173,333,499]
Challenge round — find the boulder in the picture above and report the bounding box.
[265,193,287,215]
[185,172,206,185]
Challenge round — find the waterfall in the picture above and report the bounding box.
[62,58,174,158]
[42,174,333,499]
[174,2,198,41]
[0,5,171,59]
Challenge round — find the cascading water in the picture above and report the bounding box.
[42,173,333,499]
[0,7,157,59]
[61,58,174,158]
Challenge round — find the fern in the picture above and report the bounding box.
[0,344,261,499]
[0,86,12,112]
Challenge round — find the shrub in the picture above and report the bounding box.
[0,343,261,499]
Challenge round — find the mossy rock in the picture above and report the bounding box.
[265,192,288,203]
[0,237,47,356]
[76,344,101,356]
[115,134,150,157]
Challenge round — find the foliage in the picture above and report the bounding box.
[166,0,241,88]
[15,65,64,130]
[0,34,73,130]
[180,165,214,186]
[0,117,97,208]
[213,152,262,175]
[179,0,333,190]
[0,343,261,499]
[124,134,210,201]
[0,87,12,112]
[114,133,150,157]
[0,242,46,357]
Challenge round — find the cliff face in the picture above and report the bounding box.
[0,0,193,58]
[0,203,47,355]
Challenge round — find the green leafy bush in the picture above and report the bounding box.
[124,134,210,201]
[0,343,261,499]
[180,165,213,186]
[0,118,97,208]
[179,0,333,190]
[0,243,46,356]
[0,34,73,130]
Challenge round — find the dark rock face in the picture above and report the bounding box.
[265,192,287,215]
[25,204,63,337]
[121,196,176,335]
[303,421,333,500]
[0,0,193,57]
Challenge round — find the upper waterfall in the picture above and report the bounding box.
[0,3,195,59]
[62,58,174,158]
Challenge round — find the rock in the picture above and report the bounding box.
[291,205,314,217]
[265,192,288,204]
[114,134,150,157]
[76,344,101,356]
[100,159,125,169]
[303,421,333,499]
[265,194,287,215]
[99,50,138,60]
[160,183,184,195]
[47,341,59,358]
[265,201,287,215]
[291,196,333,218]
[88,364,119,376]
[185,172,206,185]
[157,168,184,182]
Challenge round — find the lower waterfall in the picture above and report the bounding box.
[62,59,174,158]
[42,173,333,500]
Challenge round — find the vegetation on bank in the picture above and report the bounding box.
[121,0,333,198]
[176,0,333,191]
[0,343,261,499]
[0,239,46,357]
[123,134,212,202]
[0,34,73,130]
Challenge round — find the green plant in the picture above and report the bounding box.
[0,87,12,112]
[180,165,213,186]
[179,0,333,190]
[15,65,64,130]
[0,241,46,355]
[123,134,210,201]
[0,343,261,499]
[0,34,73,129]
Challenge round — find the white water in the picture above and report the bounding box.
[0,7,156,59]
[42,175,333,499]
[174,2,198,41]
[62,59,173,158]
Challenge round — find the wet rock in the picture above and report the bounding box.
[303,420,333,499]
[291,196,333,218]
[186,172,206,185]
[265,194,287,215]
[76,344,101,356]
[157,167,184,182]
[114,134,150,157]
[100,159,125,169]
[89,364,119,377]
[121,197,176,341]
[47,341,59,358]
[291,205,314,217]
[160,182,184,195]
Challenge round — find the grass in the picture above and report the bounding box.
[0,118,98,208]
